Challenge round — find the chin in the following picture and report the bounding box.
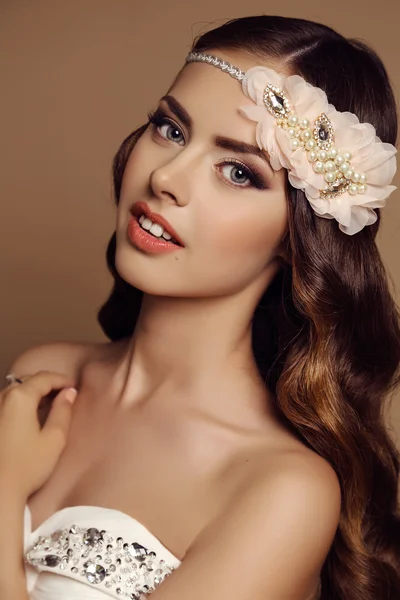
[114,246,185,297]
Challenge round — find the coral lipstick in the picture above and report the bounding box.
[131,201,185,246]
[128,215,183,254]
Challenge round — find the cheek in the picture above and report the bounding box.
[196,194,288,264]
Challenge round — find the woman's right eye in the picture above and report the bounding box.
[147,110,185,145]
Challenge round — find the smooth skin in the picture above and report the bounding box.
[2,48,341,600]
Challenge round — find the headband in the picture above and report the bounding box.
[185,51,397,236]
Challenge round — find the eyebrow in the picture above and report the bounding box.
[159,95,274,176]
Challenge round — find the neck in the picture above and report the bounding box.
[96,287,279,428]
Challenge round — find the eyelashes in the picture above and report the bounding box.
[146,108,269,191]
[217,160,266,190]
[147,109,184,144]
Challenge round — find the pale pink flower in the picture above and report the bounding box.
[238,66,397,235]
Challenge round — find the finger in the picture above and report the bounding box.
[1,371,76,411]
[5,373,25,385]
[0,373,31,408]
[0,373,26,406]
[3,373,28,392]
[41,387,77,452]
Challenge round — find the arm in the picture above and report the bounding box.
[0,484,29,600]
[150,453,341,600]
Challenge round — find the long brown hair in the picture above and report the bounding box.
[97,15,400,599]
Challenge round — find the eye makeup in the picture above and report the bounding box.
[146,107,270,191]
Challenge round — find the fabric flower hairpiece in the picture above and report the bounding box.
[185,52,397,235]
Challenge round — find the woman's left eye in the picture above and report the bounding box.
[217,162,267,190]
[219,163,252,187]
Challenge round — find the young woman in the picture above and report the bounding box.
[1,14,399,600]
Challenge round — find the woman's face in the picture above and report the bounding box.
[116,50,288,299]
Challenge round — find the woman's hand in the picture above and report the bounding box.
[0,371,77,501]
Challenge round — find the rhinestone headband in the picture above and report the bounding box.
[185,51,398,235]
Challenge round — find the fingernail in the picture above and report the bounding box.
[64,388,78,403]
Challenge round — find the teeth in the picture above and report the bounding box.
[140,216,153,231]
[149,223,163,237]
[137,214,177,243]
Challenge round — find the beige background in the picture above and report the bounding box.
[1,1,399,448]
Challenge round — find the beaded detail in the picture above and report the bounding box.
[186,51,245,81]
[25,522,176,599]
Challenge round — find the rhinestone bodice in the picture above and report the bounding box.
[24,504,182,599]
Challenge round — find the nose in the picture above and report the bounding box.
[149,151,193,207]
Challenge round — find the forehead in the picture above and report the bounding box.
[166,50,286,142]
[169,49,284,100]
[169,52,258,114]
[169,62,248,121]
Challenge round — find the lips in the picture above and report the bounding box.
[130,201,185,247]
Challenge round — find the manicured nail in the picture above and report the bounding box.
[64,388,77,403]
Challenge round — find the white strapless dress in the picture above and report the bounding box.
[24,504,182,599]
[24,504,323,600]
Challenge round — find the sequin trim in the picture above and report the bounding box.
[25,523,176,599]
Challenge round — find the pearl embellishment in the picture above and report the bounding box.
[269,106,368,200]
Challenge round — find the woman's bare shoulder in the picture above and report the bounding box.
[5,338,117,383]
